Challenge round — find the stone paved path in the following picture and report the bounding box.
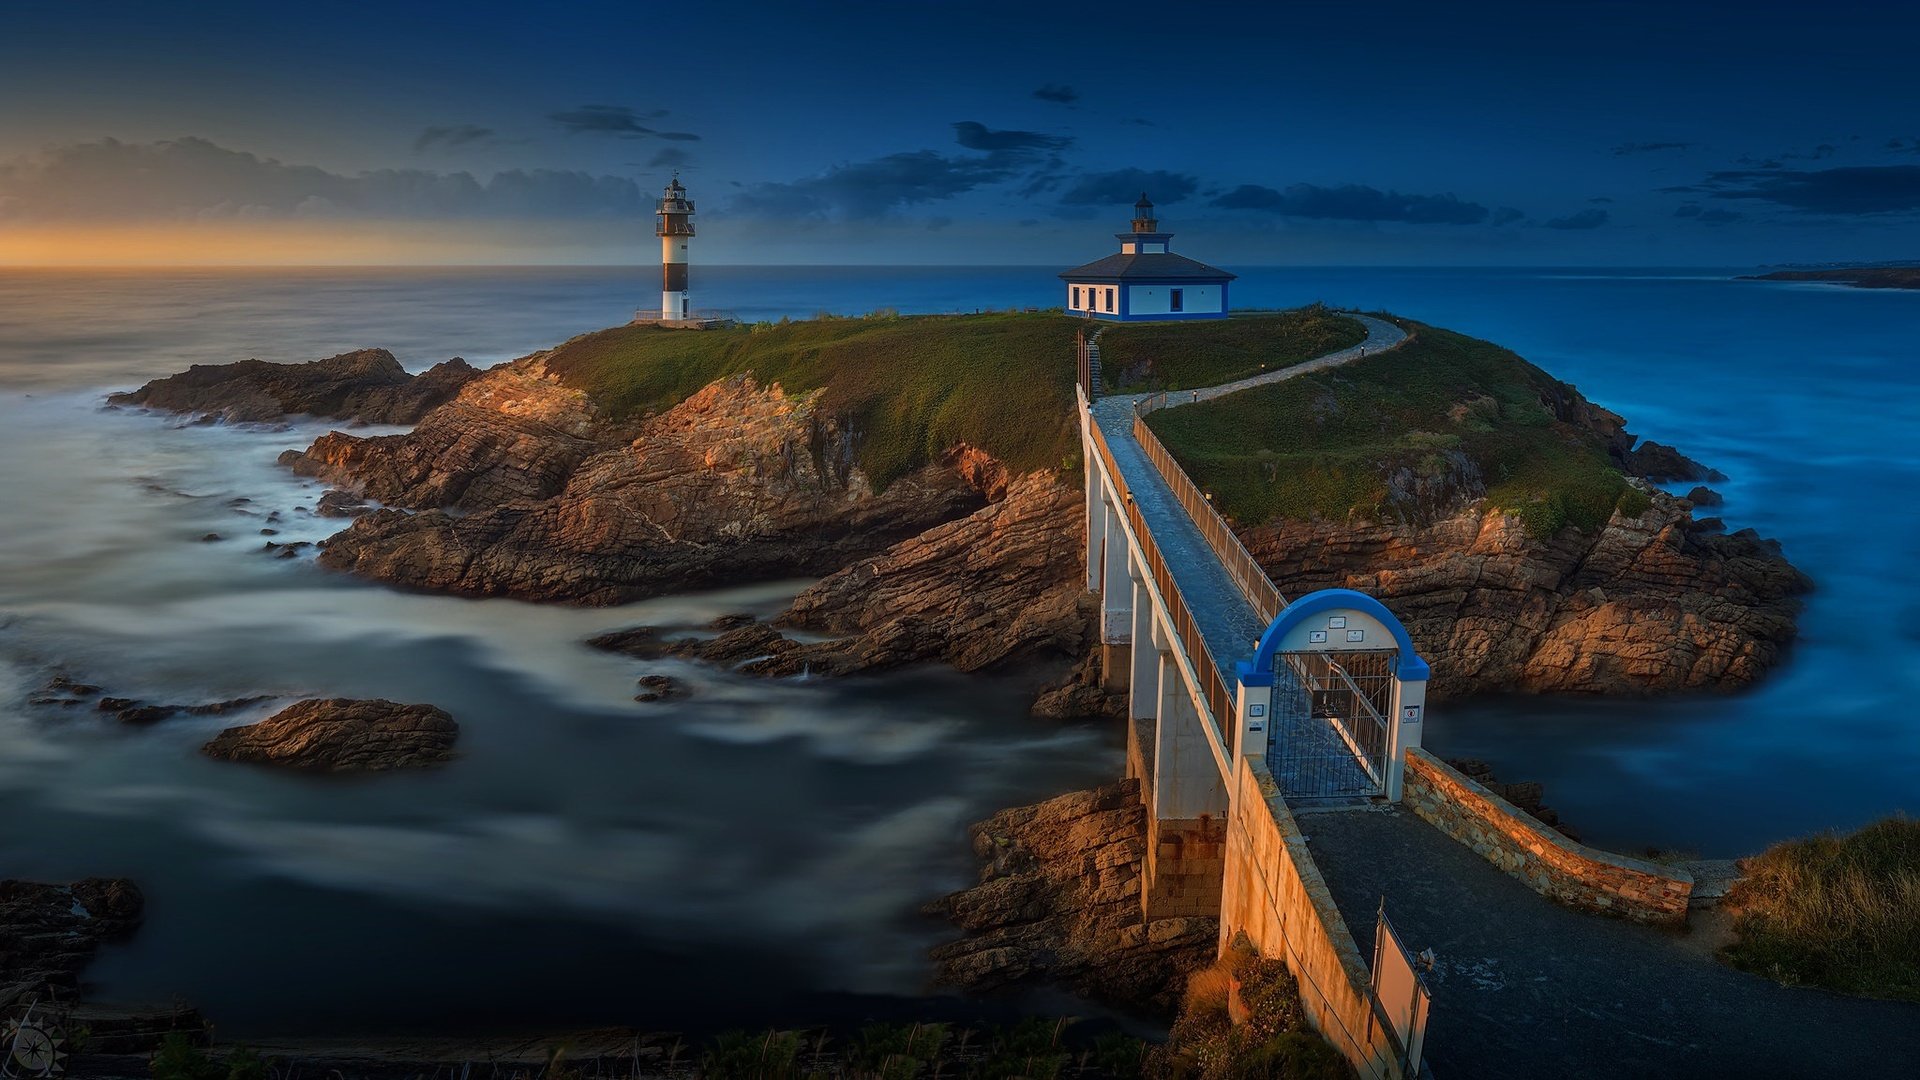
[1300,806,1920,1079]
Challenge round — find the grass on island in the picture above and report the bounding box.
[1721,815,1920,1002]
[1098,305,1366,393]
[536,311,1082,488]
[1143,322,1646,536]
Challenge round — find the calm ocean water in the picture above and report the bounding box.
[0,265,1915,1034]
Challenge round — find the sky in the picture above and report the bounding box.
[3,0,1919,266]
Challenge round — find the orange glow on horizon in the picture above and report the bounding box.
[0,221,630,267]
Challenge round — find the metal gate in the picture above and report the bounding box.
[1266,648,1396,801]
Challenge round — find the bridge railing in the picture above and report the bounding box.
[1085,407,1239,739]
[1132,396,1287,625]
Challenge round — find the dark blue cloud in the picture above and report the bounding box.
[0,137,645,220]
[1212,183,1489,225]
[1544,208,1609,229]
[1032,83,1078,104]
[731,150,1018,219]
[413,124,495,152]
[1057,169,1197,207]
[1491,206,1525,226]
[1675,202,1742,224]
[950,122,1071,156]
[1692,165,1920,215]
[548,105,699,141]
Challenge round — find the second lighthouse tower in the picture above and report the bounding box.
[656,175,694,321]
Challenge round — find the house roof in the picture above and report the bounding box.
[1058,251,1237,282]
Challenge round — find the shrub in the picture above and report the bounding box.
[1722,815,1920,1002]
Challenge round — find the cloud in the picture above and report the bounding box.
[0,137,646,221]
[731,150,1018,219]
[1058,169,1198,207]
[1490,206,1525,226]
[648,147,694,169]
[1589,196,1614,204]
[413,124,496,152]
[1675,202,1742,224]
[548,105,699,141]
[1688,165,1920,215]
[1033,83,1078,104]
[1544,208,1610,229]
[951,121,1071,156]
[1885,138,1920,155]
[1612,142,1693,155]
[1211,182,1489,225]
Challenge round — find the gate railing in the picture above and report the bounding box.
[1131,396,1287,625]
[1084,399,1236,741]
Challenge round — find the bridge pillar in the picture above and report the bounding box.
[1097,499,1133,692]
[1083,464,1103,594]
[1231,675,1274,769]
[1143,649,1231,920]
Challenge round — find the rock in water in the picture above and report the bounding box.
[201,698,457,771]
[109,350,478,425]
[924,779,1215,1012]
[0,877,143,1006]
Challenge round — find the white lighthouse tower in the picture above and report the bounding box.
[656,175,694,321]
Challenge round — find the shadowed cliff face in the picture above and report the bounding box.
[109,348,479,425]
[1239,492,1809,699]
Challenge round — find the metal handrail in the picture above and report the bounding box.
[1086,415,1238,740]
[1131,400,1287,625]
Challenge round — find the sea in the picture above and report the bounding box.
[0,265,1914,1036]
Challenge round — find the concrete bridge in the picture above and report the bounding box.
[1074,316,1920,1079]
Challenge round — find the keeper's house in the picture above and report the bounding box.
[1059,193,1235,321]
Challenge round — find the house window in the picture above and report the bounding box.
[1105,289,1115,313]
[1072,286,1082,309]
[1170,289,1184,312]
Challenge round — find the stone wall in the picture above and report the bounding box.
[1403,748,1692,923]
[1219,756,1410,1080]
[1144,816,1226,919]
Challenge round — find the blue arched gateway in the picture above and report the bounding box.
[1235,589,1432,803]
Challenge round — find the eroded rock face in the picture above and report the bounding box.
[110,349,478,425]
[769,472,1089,676]
[0,878,143,1007]
[924,779,1214,1012]
[311,375,990,604]
[201,698,458,771]
[1239,491,1809,699]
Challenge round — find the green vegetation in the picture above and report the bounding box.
[149,1034,267,1080]
[694,1018,1103,1079]
[1098,306,1365,393]
[537,311,1081,488]
[1143,322,1642,537]
[1144,942,1351,1079]
[1721,815,1920,1002]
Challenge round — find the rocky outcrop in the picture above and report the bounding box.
[924,779,1215,1012]
[312,375,990,605]
[110,349,477,424]
[280,360,603,511]
[201,698,457,771]
[0,878,143,1007]
[1239,490,1809,699]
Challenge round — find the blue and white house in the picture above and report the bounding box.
[1059,194,1235,321]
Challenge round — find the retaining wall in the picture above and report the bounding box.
[1219,756,1408,1080]
[1404,748,1692,923]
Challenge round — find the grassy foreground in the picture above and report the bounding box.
[537,311,1081,488]
[1098,307,1365,393]
[1143,322,1645,536]
[1722,815,1920,1002]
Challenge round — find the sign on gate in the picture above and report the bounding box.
[1370,904,1431,1076]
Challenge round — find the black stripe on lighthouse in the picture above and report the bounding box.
[663,263,688,292]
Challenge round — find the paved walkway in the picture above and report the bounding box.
[1088,315,1408,693]
[1300,806,1920,1079]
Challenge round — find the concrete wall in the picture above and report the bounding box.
[1403,749,1692,923]
[1219,756,1409,1080]
[1126,283,1223,316]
